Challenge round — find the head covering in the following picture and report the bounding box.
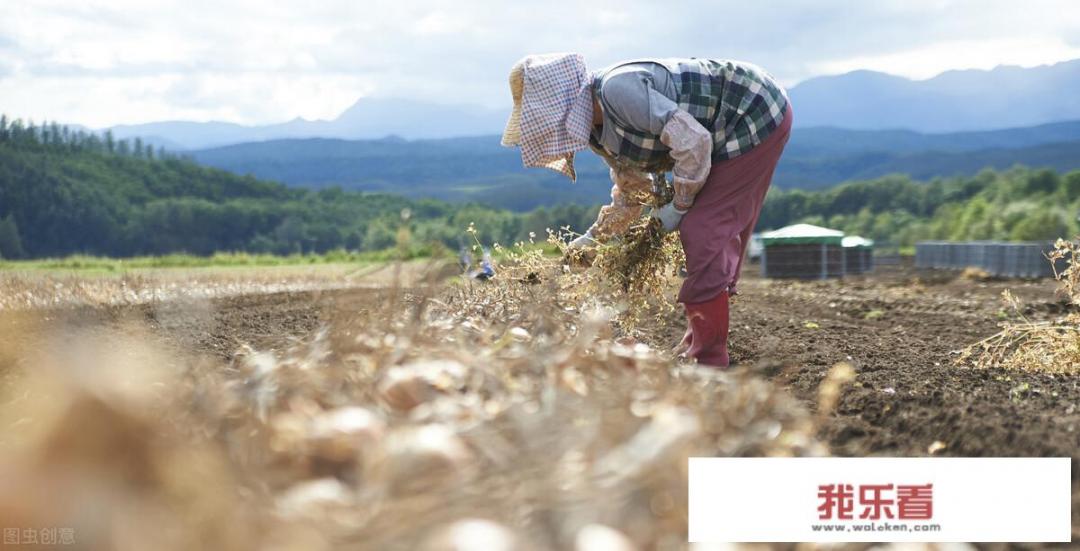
[501,53,593,181]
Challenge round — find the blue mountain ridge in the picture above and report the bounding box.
[190,120,1080,211]
[107,58,1080,149]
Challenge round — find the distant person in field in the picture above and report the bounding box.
[501,53,791,368]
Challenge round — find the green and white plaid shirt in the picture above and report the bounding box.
[589,58,789,172]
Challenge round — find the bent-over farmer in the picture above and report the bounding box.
[500,53,792,368]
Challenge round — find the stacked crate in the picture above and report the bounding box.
[915,241,1061,278]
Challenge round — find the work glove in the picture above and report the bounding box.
[567,230,598,251]
[650,202,687,233]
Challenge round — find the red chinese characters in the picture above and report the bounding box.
[897,483,934,520]
[859,484,895,520]
[817,483,855,520]
[817,483,933,521]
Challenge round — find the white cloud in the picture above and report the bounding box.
[810,36,1080,80]
[1,0,1079,127]
[414,12,470,36]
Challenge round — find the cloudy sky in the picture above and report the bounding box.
[3,0,1080,128]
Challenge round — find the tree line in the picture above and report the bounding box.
[0,115,173,161]
[759,168,1080,245]
[1,114,1077,260]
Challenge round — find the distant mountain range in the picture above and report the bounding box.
[81,58,1080,212]
[108,98,508,150]
[192,135,611,211]
[789,59,1080,131]
[190,120,1080,211]
[106,58,1080,149]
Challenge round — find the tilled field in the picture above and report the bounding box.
[123,264,1080,532]
[727,268,1079,461]
[2,261,1078,548]
[121,265,1074,461]
[217,269,1074,457]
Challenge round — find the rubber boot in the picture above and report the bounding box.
[685,291,731,368]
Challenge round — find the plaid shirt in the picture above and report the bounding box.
[589,58,788,172]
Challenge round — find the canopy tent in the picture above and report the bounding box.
[761,224,844,246]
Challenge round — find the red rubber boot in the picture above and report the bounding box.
[684,291,731,368]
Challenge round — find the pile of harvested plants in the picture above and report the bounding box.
[957,238,1080,373]
[551,175,686,330]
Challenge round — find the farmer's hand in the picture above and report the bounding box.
[650,202,687,233]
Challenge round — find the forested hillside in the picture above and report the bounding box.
[0,116,596,259]
[1,115,1077,260]
[759,168,1080,244]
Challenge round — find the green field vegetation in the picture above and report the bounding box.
[0,240,559,274]
[2,115,1079,263]
[0,250,397,272]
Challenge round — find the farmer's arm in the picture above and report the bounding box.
[601,66,712,210]
[661,111,711,210]
[587,167,652,239]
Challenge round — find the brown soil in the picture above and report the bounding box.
[726,265,1080,462]
[663,262,1079,543]
[13,261,1080,543]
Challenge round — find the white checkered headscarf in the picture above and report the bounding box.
[501,53,593,181]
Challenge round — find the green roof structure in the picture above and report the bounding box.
[761,224,844,246]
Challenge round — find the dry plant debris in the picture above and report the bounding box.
[957,238,1080,373]
[547,223,684,333]
[959,266,992,282]
[0,265,425,311]
[552,176,685,330]
[0,263,822,550]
